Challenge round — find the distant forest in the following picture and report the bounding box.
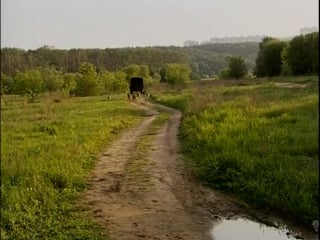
[0,42,259,78]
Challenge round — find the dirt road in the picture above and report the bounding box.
[81,102,259,240]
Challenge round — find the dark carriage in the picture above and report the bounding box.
[128,77,145,100]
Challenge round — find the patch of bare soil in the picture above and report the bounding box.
[80,102,278,240]
[273,82,307,88]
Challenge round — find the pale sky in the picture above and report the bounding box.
[1,0,318,50]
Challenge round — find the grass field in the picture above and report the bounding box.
[1,76,318,238]
[153,76,319,227]
[1,93,144,239]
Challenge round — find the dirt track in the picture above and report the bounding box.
[80,102,260,240]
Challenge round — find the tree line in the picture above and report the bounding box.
[185,42,258,78]
[216,32,318,80]
[255,32,318,77]
[1,62,192,99]
[1,43,259,78]
[0,47,189,76]
[1,32,318,98]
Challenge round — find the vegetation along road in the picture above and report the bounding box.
[81,79,318,240]
[1,77,318,240]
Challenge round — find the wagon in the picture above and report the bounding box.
[128,77,144,100]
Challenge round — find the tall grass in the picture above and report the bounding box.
[155,76,319,227]
[1,94,144,239]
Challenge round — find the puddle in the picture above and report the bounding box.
[210,218,319,240]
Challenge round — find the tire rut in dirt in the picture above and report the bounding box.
[81,103,245,240]
[81,110,158,224]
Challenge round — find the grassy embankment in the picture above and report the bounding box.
[1,94,145,239]
[153,76,319,227]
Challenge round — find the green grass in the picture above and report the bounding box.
[1,93,144,239]
[154,76,319,227]
[125,111,170,191]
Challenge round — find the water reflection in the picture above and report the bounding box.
[210,218,319,240]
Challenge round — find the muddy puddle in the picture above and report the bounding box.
[210,218,319,240]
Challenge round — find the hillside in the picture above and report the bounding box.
[183,42,259,77]
[1,42,259,78]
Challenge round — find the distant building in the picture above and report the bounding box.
[208,35,267,44]
[42,44,55,50]
[186,28,317,46]
[200,40,210,45]
[183,40,199,46]
[299,27,319,35]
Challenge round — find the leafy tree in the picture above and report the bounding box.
[99,71,115,94]
[62,73,77,96]
[0,48,28,76]
[264,40,287,76]
[113,71,128,92]
[280,45,291,75]
[254,37,276,77]
[152,72,161,83]
[123,64,151,80]
[218,68,231,80]
[255,38,287,77]
[305,32,319,74]
[13,69,43,95]
[287,32,319,75]
[164,63,191,85]
[138,65,150,78]
[1,72,14,94]
[227,56,247,79]
[287,35,307,75]
[159,67,166,82]
[124,64,141,81]
[99,70,127,93]
[40,66,64,94]
[74,62,101,96]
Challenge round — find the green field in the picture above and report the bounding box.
[1,94,144,239]
[154,76,319,227]
[1,76,318,238]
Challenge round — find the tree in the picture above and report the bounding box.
[280,45,291,75]
[254,37,276,77]
[13,69,44,96]
[74,62,101,96]
[123,64,151,80]
[218,68,231,80]
[264,40,287,76]
[159,67,166,82]
[304,32,319,74]
[99,70,127,93]
[227,56,247,79]
[62,73,77,96]
[287,32,319,75]
[40,66,64,94]
[113,71,128,92]
[152,72,161,83]
[1,72,14,94]
[254,38,287,77]
[124,64,140,81]
[163,63,191,85]
[287,35,307,75]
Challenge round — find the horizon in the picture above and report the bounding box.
[1,0,318,50]
[1,28,318,51]
[2,29,318,51]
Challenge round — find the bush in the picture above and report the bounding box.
[74,62,102,96]
[227,56,247,79]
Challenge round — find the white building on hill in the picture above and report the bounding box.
[300,27,319,35]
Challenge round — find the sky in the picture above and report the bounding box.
[1,0,318,50]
